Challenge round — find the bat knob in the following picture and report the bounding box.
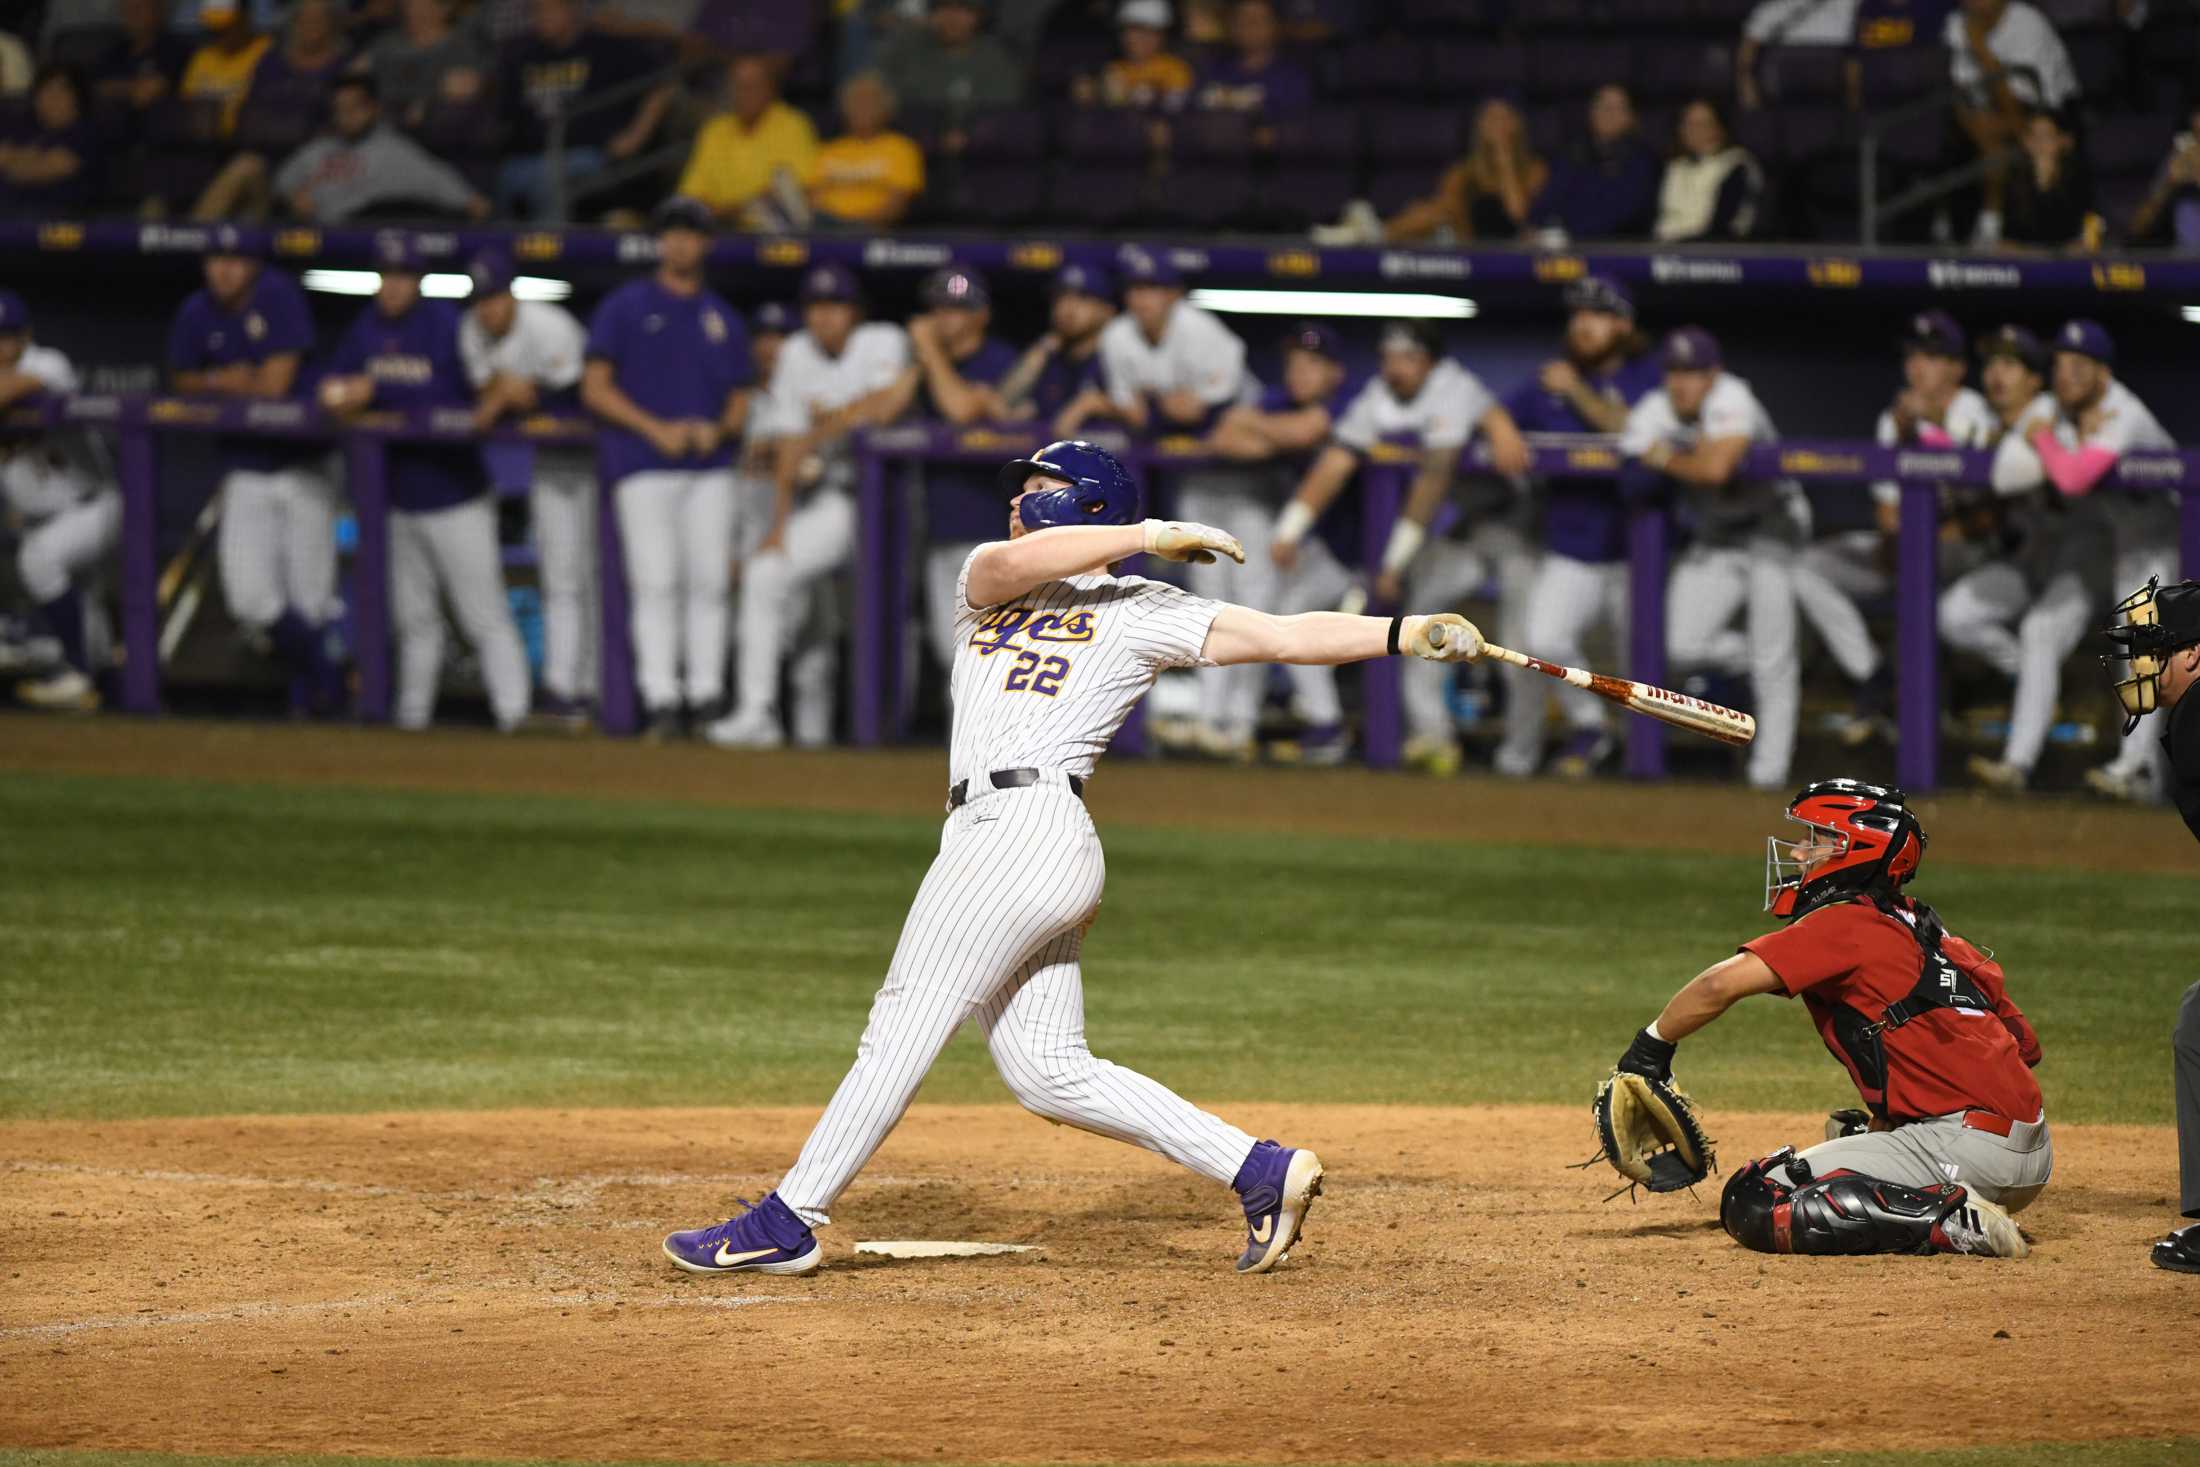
[1427,623,1446,649]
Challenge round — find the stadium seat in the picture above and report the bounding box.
[926,163,1048,226]
[1394,0,1498,31]
[1266,112,1361,165]
[1149,164,1256,228]
[1526,39,1637,101]
[1426,40,1528,100]
[2086,114,2168,178]
[1632,40,1733,102]
[1366,164,1436,214]
[233,97,322,159]
[1325,37,1428,97]
[1780,104,1855,165]
[1057,108,1155,162]
[1757,45,1850,105]
[1172,111,1257,162]
[2065,31,2125,105]
[1856,46,1949,108]
[1030,35,1115,96]
[1256,166,1359,229]
[1362,103,1466,162]
[45,25,121,71]
[1045,161,1147,227]
[959,107,1049,161]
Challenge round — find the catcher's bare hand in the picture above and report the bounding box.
[1142,518,1245,565]
[1403,612,1484,663]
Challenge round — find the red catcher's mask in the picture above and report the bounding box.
[1765,779,1927,921]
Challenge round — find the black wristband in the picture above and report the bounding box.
[1386,614,1405,656]
[1618,1027,1678,1081]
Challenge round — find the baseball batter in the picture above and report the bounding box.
[707,262,908,749]
[1274,320,1529,777]
[1616,779,2045,1259]
[460,246,597,724]
[0,293,115,712]
[663,439,1483,1277]
[169,224,345,714]
[321,232,529,732]
[1620,326,1802,790]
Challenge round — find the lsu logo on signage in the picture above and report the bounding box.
[514,232,562,262]
[273,228,319,256]
[1566,446,1620,471]
[971,606,1098,655]
[1153,433,1206,456]
[2091,262,2145,291]
[1807,258,1861,288]
[1267,249,1319,278]
[958,428,1027,452]
[1010,242,1063,270]
[1781,449,1863,475]
[149,398,221,426]
[758,238,809,267]
[37,222,83,251]
[1533,255,1586,282]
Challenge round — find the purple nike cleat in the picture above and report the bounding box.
[1232,1139,1324,1274]
[663,1192,821,1275]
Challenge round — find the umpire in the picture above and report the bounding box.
[2102,576,2200,1273]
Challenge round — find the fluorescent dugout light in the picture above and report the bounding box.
[1187,288,1478,319]
[303,269,573,302]
[2182,306,2200,323]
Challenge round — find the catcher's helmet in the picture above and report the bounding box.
[997,440,1141,531]
[2102,575,2200,733]
[1765,779,1926,921]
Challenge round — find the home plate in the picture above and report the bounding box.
[854,1241,1041,1259]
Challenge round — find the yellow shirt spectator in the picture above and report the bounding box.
[807,131,924,225]
[676,99,818,216]
[180,32,273,135]
[1100,53,1192,108]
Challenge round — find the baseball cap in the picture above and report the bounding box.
[467,247,516,299]
[1976,323,2048,375]
[1280,321,1341,361]
[0,290,28,335]
[1661,325,1722,371]
[371,230,425,274]
[921,265,991,310]
[1051,261,1114,301]
[651,195,716,236]
[1378,319,1441,358]
[1116,245,1181,288]
[198,0,242,27]
[2055,317,2114,366]
[1901,309,1965,359]
[1118,0,1172,27]
[1563,274,1634,321]
[799,261,862,304]
[751,300,797,336]
[205,222,262,261]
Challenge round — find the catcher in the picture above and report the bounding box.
[1593,778,2048,1259]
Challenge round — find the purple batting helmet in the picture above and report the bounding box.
[998,439,1142,529]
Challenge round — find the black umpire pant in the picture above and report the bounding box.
[2180,981,2200,1219]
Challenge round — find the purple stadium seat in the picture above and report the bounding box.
[1634,41,1734,102]
[1363,103,1466,162]
[1426,41,1528,100]
[1172,111,1256,161]
[233,97,321,158]
[2066,32,2124,102]
[1030,36,1115,95]
[1856,46,1949,107]
[928,163,1048,225]
[1058,108,1155,162]
[1526,39,1637,101]
[1733,105,1782,165]
[1758,45,1850,104]
[1266,112,1361,164]
[1396,0,1497,29]
[146,97,231,150]
[2087,114,2169,177]
[1150,165,1255,227]
[1046,162,1146,227]
[1327,37,1427,97]
[1780,104,1854,164]
[959,107,1048,161]
[1258,166,1359,228]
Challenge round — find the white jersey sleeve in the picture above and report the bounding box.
[1119,577,1225,669]
[1173,306,1247,407]
[18,344,77,395]
[1097,315,1145,410]
[1619,390,1676,456]
[2080,381,2174,455]
[849,321,912,394]
[458,313,494,388]
[1331,378,1387,453]
[1699,374,1769,443]
[1420,361,1493,451]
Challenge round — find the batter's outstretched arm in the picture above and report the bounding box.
[965,523,1150,607]
[1649,952,1784,1043]
[1203,605,1482,668]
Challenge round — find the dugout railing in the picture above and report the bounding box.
[12,393,2196,792]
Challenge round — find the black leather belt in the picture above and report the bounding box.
[948,768,1084,810]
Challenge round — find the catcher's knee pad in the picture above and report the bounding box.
[1722,1150,1969,1256]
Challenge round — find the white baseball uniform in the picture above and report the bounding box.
[1098,302,1267,746]
[1936,391,2098,774]
[775,550,1260,1225]
[1793,387,1997,684]
[1335,361,1535,756]
[1622,373,1803,789]
[729,321,910,735]
[460,298,596,704]
[3,347,119,672]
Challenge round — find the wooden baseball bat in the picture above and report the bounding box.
[157,488,224,611]
[1426,624,1756,747]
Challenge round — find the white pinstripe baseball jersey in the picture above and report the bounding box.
[949,548,1223,785]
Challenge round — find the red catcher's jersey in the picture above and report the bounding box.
[1742,896,2043,1124]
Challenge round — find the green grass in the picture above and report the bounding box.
[0,771,2187,1123]
[5,1446,2199,1467]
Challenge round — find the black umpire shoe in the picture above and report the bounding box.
[2152,1224,2200,1275]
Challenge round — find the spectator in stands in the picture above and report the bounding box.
[997,261,1118,434]
[353,0,486,132]
[1078,1,1193,110]
[674,54,818,227]
[239,0,351,121]
[1736,0,1862,111]
[1947,0,2080,245]
[0,66,99,213]
[1384,97,1547,245]
[90,0,193,122]
[802,71,924,229]
[253,74,488,221]
[0,30,27,98]
[877,0,1024,117]
[496,0,671,221]
[2129,104,2200,250]
[2002,108,2099,250]
[1853,0,1951,52]
[1533,83,1661,244]
[1654,98,1763,242]
[1193,0,1311,117]
[180,0,274,136]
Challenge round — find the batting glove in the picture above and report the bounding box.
[1143,519,1246,565]
[1403,612,1484,663]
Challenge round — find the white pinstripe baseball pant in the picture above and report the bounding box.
[777,782,1258,1227]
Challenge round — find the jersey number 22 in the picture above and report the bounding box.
[1003,650,1070,696]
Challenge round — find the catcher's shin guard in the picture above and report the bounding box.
[1720,1151,1984,1256]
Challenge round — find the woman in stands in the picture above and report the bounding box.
[1654,96,1763,243]
[1384,97,1549,244]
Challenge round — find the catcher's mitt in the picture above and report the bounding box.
[1588,1070,1716,1196]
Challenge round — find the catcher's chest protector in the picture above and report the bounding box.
[1825,904,1995,1119]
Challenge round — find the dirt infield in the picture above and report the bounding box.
[2,1104,2194,1464]
[4,718,2195,874]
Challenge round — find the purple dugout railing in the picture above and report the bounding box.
[20,394,2197,793]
